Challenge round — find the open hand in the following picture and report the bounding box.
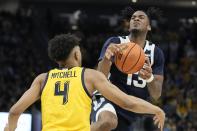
[153,109,165,131]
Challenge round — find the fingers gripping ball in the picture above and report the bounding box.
[115,42,145,74]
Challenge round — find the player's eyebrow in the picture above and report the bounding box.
[138,14,146,17]
[132,14,146,18]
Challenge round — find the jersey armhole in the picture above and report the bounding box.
[40,72,49,95]
[81,68,92,99]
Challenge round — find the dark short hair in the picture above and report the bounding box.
[121,6,162,23]
[48,33,80,61]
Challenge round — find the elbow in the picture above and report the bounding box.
[9,107,21,117]
[98,118,117,131]
[95,111,118,131]
[151,87,162,101]
[151,93,161,101]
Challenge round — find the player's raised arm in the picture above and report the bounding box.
[5,73,47,131]
[85,69,165,130]
[98,43,127,77]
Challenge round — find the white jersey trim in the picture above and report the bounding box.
[144,40,155,66]
[95,103,117,121]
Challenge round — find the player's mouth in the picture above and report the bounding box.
[133,21,140,25]
[133,22,140,27]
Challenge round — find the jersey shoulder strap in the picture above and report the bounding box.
[144,40,155,66]
[118,36,130,43]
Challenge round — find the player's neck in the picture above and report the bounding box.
[129,33,146,48]
[58,61,80,69]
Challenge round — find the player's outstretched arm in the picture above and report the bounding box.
[5,73,47,131]
[85,69,165,130]
[97,43,127,77]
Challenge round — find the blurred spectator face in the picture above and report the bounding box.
[129,11,151,33]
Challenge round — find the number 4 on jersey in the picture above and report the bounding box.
[54,81,70,105]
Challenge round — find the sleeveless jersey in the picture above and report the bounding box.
[41,67,91,131]
[98,36,164,122]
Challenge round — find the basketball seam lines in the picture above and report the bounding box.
[125,47,142,73]
[122,43,136,70]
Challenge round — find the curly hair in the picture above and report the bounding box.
[48,33,80,61]
[121,6,134,21]
[121,6,162,22]
[146,7,162,21]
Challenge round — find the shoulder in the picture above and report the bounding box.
[149,41,163,53]
[153,43,163,52]
[154,45,164,58]
[35,73,48,83]
[152,44,165,68]
[148,41,164,58]
[84,68,106,81]
[84,68,104,77]
[104,36,121,44]
[83,68,107,94]
[37,73,48,79]
[103,36,129,47]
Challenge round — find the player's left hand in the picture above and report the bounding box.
[139,56,152,80]
[4,124,9,131]
[153,109,165,131]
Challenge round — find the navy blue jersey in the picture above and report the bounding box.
[91,95,112,122]
[98,36,165,122]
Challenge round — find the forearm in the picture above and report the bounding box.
[8,113,20,131]
[125,95,162,115]
[97,58,112,77]
[147,79,162,100]
[91,122,111,131]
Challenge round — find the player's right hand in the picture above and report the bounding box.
[105,43,128,60]
[153,109,165,131]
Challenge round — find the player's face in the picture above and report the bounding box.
[129,11,151,33]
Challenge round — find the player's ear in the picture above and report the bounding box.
[147,24,151,31]
[74,46,81,61]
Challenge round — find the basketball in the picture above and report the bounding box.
[115,42,145,74]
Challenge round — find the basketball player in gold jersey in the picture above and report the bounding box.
[4,34,165,131]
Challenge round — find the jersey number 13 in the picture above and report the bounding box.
[126,73,146,88]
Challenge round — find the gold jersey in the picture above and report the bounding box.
[41,67,91,131]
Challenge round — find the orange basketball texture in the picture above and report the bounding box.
[115,42,145,74]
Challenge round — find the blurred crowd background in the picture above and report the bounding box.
[0,0,197,131]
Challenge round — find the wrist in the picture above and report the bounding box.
[103,55,114,64]
[146,74,154,83]
[153,106,162,115]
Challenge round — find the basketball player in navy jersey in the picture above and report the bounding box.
[91,7,165,131]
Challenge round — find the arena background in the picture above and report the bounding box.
[0,0,196,130]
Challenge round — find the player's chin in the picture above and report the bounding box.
[130,28,141,33]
